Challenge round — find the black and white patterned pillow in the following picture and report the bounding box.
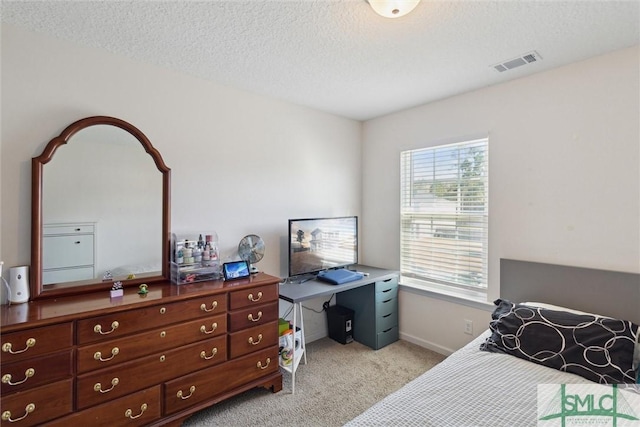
[480,299,639,384]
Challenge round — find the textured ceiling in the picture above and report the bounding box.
[2,0,639,120]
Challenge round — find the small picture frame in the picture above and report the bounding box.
[222,261,250,281]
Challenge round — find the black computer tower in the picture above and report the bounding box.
[326,305,354,344]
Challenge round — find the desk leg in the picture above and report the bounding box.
[282,301,306,395]
[292,302,297,395]
[298,302,307,365]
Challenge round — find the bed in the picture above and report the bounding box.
[346,259,640,427]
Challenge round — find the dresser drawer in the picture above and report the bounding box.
[43,386,161,427]
[229,320,279,359]
[228,302,278,332]
[1,350,73,395]
[229,284,278,310]
[1,323,73,363]
[77,295,227,344]
[76,336,227,409]
[77,313,226,373]
[164,346,279,415]
[0,379,72,427]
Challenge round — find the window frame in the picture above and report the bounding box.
[400,137,489,295]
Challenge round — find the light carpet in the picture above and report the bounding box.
[183,337,446,427]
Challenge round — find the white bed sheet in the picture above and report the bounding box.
[345,332,595,427]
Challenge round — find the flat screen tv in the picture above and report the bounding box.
[288,216,358,278]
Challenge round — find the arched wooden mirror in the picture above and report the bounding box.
[31,116,170,299]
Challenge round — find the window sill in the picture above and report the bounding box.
[399,276,495,312]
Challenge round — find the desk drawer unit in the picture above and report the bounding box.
[336,275,399,350]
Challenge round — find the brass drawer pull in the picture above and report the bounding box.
[94,321,119,335]
[200,301,218,312]
[200,348,218,360]
[199,323,218,335]
[94,347,120,362]
[2,338,36,354]
[2,403,35,423]
[248,292,263,302]
[2,368,35,386]
[159,307,166,314]
[248,311,262,322]
[160,331,167,338]
[177,385,196,400]
[94,377,119,393]
[248,334,263,346]
[124,403,148,420]
[160,355,166,362]
[257,358,271,370]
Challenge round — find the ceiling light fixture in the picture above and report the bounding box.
[367,0,420,18]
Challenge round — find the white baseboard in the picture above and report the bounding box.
[399,331,453,356]
[304,330,454,356]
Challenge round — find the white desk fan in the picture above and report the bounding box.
[238,234,265,274]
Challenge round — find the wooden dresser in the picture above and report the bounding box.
[0,273,282,426]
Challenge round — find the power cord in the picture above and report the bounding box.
[321,293,335,312]
[282,305,293,319]
[282,294,335,318]
[301,293,335,314]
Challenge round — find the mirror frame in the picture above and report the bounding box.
[31,116,171,300]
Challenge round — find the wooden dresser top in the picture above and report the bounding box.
[1,273,281,331]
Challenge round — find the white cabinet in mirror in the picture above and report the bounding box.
[42,222,96,285]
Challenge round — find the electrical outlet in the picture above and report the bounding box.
[464,319,473,335]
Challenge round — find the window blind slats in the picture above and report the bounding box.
[400,138,488,290]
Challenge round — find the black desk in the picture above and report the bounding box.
[278,265,399,393]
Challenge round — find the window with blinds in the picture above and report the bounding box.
[400,138,488,291]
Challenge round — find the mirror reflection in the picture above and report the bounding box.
[41,125,162,286]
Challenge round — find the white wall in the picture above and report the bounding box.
[0,24,362,338]
[362,46,640,354]
[3,24,638,354]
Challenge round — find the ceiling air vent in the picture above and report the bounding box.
[492,51,542,73]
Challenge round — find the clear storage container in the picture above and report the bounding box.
[170,232,221,284]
